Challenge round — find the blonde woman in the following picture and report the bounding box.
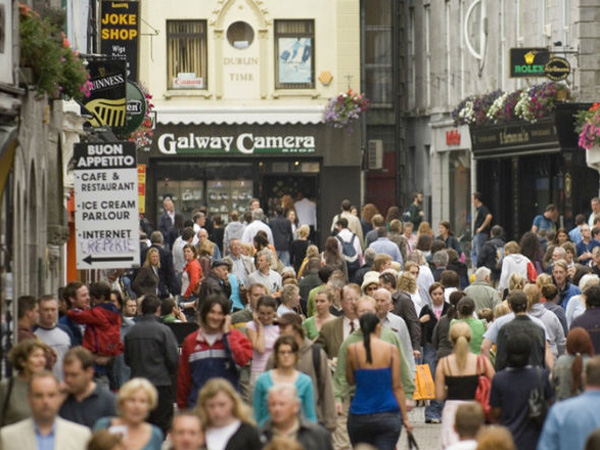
[93,378,163,450]
[195,378,261,450]
[290,224,311,274]
[398,271,424,315]
[297,244,320,279]
[435,322,495,448]
[133,248,160,297]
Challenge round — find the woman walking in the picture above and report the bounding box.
[435,322,494,448]
[345,312,413,449]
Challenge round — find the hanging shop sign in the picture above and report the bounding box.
[544,56,570,82]
[123,80,146,135]
[509,48,550,78]
[74,142,140,269]
[82,57,127,129]
[156,131,316,155]
[100,0,139,81]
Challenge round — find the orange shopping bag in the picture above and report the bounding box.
[413,364,435,401]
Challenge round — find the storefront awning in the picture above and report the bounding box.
[155,105,325,125]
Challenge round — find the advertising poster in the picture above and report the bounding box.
[278,37,312,85]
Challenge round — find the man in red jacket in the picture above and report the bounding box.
[177,294,253,409]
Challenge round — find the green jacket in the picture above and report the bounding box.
[332,327,415,402]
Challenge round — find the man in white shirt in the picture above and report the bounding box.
[446,402,484,450]
[589,197,600,228]
[329,199,364,247]
[241,208,274,245]
[247,249,282,294]
[173,227,195,277]
[294,192,317,229]
[34,295,72,381]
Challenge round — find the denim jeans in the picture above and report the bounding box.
[277,250,290,267]
[347,411,402,450]
[471,232,488,268]
[422,343,443,421]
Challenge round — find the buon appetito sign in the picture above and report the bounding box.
[74,142,140,269]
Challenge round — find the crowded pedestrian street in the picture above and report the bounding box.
[3,0,600,450]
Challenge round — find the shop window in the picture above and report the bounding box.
[227,21,254,49]
[167,20,208,90]
[274,20,315,89]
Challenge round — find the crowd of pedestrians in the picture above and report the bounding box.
[5,193,600,450]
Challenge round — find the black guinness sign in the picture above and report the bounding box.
[545,57,570,81]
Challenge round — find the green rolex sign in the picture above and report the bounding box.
[123,81,147,135]
[509,48,550,78]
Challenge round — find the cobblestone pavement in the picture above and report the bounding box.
[396,405,442,450]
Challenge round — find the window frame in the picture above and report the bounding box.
[166,19,208,91]
[274,19,315,90]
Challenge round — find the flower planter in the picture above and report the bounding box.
[586,145,600,171]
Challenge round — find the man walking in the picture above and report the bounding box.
[471,192,493,267]
[34,295,72,380]
[124,294,179,435]
[0,372,91,450]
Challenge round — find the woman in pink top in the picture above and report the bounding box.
[246,296,280,389]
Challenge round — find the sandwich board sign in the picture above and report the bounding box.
[74,141,140,269]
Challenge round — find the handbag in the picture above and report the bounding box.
[407,430,420,449]
[413,363,435,401]
[474,355,493,422]
[528,367,548,428]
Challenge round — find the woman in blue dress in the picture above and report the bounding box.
[345,312,413,449]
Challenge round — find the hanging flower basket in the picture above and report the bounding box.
[323,89,370,129]
[19,3,91,101]
[575,103,600,150]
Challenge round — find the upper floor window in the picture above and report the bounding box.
[167,20,207,90]
[274,20,315,89]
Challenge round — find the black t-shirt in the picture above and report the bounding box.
[490,366,553,450]
[474,204,491,231]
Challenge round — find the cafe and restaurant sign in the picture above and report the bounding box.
[470,117,559,158]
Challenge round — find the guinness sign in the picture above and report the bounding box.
[83,57,127,129]
[545,57,570,81]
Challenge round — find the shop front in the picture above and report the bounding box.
[471,107,598,240]
[431,122,472,242]
[143,122,362,247]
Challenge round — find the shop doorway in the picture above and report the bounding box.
[260,173,320,241]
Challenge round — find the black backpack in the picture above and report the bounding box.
[336,234,361,272]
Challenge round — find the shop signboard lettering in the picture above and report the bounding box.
[82,57,127,129]
[100,0,139,81]
[74,142,140,269]
[471,118,558,157]
[509,48,549,78]
[446,129,461,146]
[157,132,316,155]
[544,56,570,81]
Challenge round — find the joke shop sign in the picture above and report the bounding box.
[100,1,139,81]
[156,132,316,155]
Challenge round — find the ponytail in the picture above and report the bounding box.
[454,336,469,371]
[571,352,584,396]
[364,332,372,364]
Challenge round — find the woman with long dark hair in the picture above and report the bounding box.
[432,290,466,361]
[321,236,348,279]
[345,312,412,449]
[519,231,544,274]
[436,221,462,256]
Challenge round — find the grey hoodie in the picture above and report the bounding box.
[529,303,566,357]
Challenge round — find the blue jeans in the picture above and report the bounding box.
[347,411,402,450]
[422,344,443,421]
[471,232,488,268]
[277,250,290,267]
